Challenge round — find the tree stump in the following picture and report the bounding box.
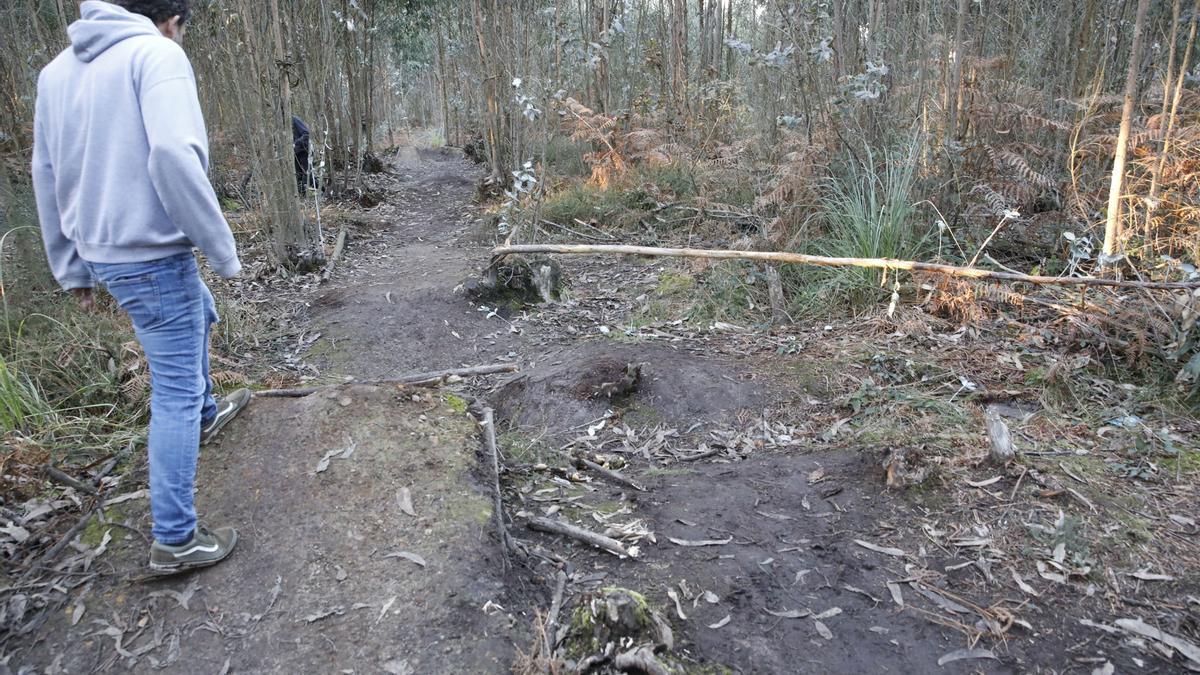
[464,255,564,305]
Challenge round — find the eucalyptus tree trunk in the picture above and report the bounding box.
[946,0,969,142]
[1146,0,1200,243]
[1101,0,1151,261]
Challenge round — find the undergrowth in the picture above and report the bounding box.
[539,162,698,231]
[785,138,933,314]
[1,184,145,498]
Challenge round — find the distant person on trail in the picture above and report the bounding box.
[293,115,312,196]
[33,0,247,575]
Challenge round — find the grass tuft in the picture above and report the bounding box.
[786,136,932,314]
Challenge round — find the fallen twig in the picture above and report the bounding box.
[677,446,723,462]
[34,506,100,573]
[573,455,646,491]
[491,243,1200,290]
[43,465,99,496]
[539,218,616,242]
[528,517,635,558]
[543,569,568,662]
[254,363,518,398]
[320,226,349,282]
[91,441,134,487]
[480,407,513,568]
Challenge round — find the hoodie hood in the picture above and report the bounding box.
[69,1,162,63]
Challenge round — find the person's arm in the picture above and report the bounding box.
[32,97,92,292]
[138,42,241,278]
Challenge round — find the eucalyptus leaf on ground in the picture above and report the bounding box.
[1114,618,1200,667]
[764,608,810,619]
[384,551,427,567]
[937,648,996,666]
[854,539,907,558]
[708,615,731,629]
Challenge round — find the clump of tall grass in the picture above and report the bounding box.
[787,136,933,313]
[0,353,56,434]
[1,186,145,476]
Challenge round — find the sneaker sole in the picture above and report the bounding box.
[148,531,238,575]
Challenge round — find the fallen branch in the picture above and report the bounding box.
[320,226,349,282]
[480,407,513,569]
[527,517,634,558]
[677,445,724,462]
[539,219,616,242]
[34,506,99,572]
[492,244,1200,291]
[254,363,518,398]
[573,455,646,491]
[43,465,99,496]
[544,569,568,661]
[90,441,134,487]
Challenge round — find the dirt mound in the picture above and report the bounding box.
[16,386,518,673]
[490,342,764,436]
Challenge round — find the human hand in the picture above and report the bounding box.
[71,288,95,312]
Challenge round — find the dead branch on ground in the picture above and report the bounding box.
[320,226,349,282]
[480,407,515,569]
[573,455,646,491]
[492,244,1200,291]
[42,465,99,496]
[527,517,635,558]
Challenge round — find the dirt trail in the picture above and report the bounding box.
[12,149,1189,673]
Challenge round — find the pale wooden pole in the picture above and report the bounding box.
[492,243,1200,291]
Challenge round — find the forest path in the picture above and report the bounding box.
[14,149,1153,674]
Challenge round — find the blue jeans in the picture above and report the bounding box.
[86,253,217,545]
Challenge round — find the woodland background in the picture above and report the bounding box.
[1,0,1200,474]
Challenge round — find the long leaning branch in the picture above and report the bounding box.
[492,244,1200,291]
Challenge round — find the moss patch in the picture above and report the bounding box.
[443,393,470,415]
[656,272,696,297]
[1161,448,1200,475]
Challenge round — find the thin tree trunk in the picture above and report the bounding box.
[947,0,970,141]
[1101,0,1152,261]
[1146,0,1199,243]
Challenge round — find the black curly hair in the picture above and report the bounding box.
[114,0,191,26]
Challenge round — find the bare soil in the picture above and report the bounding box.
[8,148,1199,674]
[18,385,518,673]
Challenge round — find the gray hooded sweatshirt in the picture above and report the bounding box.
[33,0,240,290]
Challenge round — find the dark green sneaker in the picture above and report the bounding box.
[149,525,238,575]
[200,388,251,446]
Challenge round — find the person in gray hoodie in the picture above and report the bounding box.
[34,0,247,574]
